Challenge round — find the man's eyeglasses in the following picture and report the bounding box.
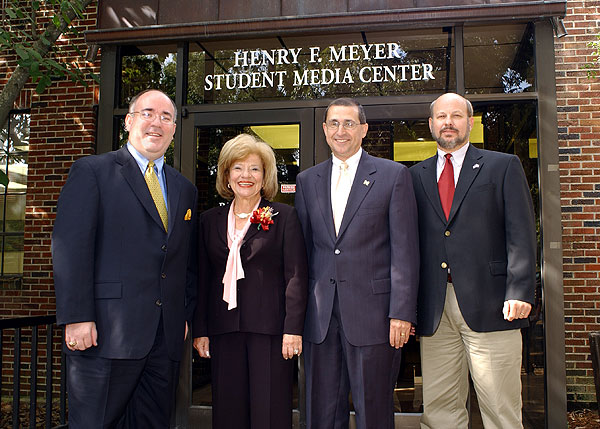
[129,111,175,125]
[325,120,363,130]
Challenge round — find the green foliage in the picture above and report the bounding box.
[0,0,98,94]
[584,34,600,79]
[120,53,176,106]
[0,171,8,187]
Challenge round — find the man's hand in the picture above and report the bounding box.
[65,321,98,351]
[389,319,412,349]
[193,337,210,358]
[503,300,532,321]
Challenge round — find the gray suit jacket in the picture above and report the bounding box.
[410,144,536,335]
[295,151,419,346]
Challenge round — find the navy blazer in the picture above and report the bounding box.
[410,144,536,335]
[193,199,308,338]
[52,146,198,361]
[295,151,420,347]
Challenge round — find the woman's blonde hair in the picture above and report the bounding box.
[216,133,278,200]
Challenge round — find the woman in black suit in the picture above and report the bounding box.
[193,133,308,429]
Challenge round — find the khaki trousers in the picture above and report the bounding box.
[420,283,523,429]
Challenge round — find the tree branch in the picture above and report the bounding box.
[0,0,95,128]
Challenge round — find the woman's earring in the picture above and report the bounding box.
[227,183,231,189]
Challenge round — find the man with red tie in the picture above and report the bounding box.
[409,92,536,428]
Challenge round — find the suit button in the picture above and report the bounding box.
[330,278,336,284]
[155,299,162,307]
[444,230,451,237]
[161,244,167,251]
[441,262,448,269]
[161,273,167,279]
[334,249,341,255]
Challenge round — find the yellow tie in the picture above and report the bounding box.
[145,161,168,232]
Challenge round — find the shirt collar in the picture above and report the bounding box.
[332,148,362,171]
[127,142,165,174]
[437,142,469,167]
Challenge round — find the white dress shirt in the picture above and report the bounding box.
[436,142,470,186]
[331,148,362,235]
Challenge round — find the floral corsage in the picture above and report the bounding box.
[250,206,279,231]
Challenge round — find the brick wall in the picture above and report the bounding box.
[0,2,100,406]
[556,0,600,407]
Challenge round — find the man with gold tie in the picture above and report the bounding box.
[52,89,198,428]
[410,93,536,428]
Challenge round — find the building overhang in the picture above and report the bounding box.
[86,1,567,45]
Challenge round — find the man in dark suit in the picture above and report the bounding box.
[410,92,536,428]
[52,89,197,428]
[295,98,419,429]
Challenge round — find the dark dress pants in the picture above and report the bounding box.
[304,292,401,429]
[210,331,294,429]
[66,316,180,429]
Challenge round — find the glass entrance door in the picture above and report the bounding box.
[181,108,313,428]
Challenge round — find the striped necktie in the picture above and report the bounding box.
[145,161,168,232]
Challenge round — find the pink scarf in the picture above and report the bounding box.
[222,200,259,310]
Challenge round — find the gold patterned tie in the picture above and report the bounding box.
[145,161,168,232]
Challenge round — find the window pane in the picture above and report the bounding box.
[464,24,535,94]
[0,112,28,276]
[5,162,28,191]
[8,112,30,153]
[119,45,177,107]
[390,119,434,165]
[188,28,455,104]
[0,194,26,232]
[472,101,542,427]
[1,235,24,275]
[0,113,29,192]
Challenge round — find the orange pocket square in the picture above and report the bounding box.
[184,209,192,221]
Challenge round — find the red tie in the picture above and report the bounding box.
[438,153,454,220]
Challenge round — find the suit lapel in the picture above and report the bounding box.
[164,165,182,237]
[117,147,166,232]
[448,144,484,223]
[336,152,376,240]
[314,161,336,242]
[215,203,229,247]
[418,155,447,224]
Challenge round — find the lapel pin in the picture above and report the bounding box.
[363,180,370,186]
[472,163,480,169]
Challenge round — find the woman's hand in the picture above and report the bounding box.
[282,334,302,360]
[193,336,210,358]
